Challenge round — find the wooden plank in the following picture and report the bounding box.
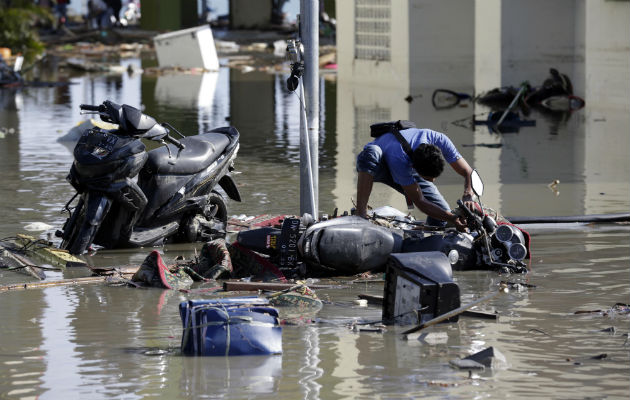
[0,276,108,292]
[14,234,87,268]
[0,243,46,280]
[223,281,341,292]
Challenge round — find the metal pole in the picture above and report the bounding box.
[299,78,317,216]
[299,0,319,219]
[496,84,526,127]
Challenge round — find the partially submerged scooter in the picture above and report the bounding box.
[236,170,530,277]
[57,100,241,254]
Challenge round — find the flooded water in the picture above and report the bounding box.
[1,4,629,399]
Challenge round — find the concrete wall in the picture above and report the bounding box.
[582,0,630,213]
[229,0,273,29]
[408,0,475,90]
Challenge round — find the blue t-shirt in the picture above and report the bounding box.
[370,128,461,186]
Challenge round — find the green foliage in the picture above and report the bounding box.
[0,3,53,60]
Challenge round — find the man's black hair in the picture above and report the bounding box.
[412,143,445,178]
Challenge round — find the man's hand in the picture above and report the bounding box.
[461,193,477,213]
[449,214,468,232]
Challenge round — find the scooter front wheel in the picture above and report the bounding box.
[67,218,98,255]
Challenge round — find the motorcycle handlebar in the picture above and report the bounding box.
[79,104,102,112]
[457,199,477,221]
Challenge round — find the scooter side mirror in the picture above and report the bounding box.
[471,169,484,198]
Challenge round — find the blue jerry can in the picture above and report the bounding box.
[180,297,283,356]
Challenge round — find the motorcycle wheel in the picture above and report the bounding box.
[202,191,228,239]
[60,197,84,250]
[179,191,228,243]
[63,205,98,255]
[68,220,98,255]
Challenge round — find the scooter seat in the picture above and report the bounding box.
[145,132,230,175]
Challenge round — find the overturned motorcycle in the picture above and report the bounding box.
[57,100,241,254]
[236,170,530,277]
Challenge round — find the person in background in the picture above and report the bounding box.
[105,0,122,26]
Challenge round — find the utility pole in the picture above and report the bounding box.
[299,0,319,219]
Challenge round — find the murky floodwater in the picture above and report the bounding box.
[1,12,629,400]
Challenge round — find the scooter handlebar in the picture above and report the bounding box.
[79,104,102,112]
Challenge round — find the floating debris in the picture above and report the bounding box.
[450,347,508,371]
[574,303,630,316]
[130,251,192,290]
[403,331,448,345]
[23,222,54,232]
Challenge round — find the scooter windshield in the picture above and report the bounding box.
[119,105,159,134]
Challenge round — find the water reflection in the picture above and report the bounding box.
[40,287,81,398]
[180,355,283,397]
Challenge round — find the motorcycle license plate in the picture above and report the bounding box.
[278,218,300,268]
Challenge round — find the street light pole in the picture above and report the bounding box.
[299,0,319,219]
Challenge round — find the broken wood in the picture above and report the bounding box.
[0,243,46,280]
[461,310,499,320]
[14,234,87,268]
[223,281,341,292]
[401,285,508,335]
[0,276,111,292]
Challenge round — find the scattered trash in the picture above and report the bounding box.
[190,238,233,280]
[23,222,54,232]
[0,276,118,292]
[599,327,616,335]
[179,297,282,356]
[449,347,508,371]
[153,25,219,71]
[527,328,551,336]
[1,243,46,280]
[1,234,86,269]
[354,299,368,307]
[223,281,337,291]
[266,284,323,312]
[403,331,448,345]
[574,303,630,316]
[461,310,499,320]
[130,251,193,290]
[351,323,386,334]
[357,293,384,306]
[215,40,240,53]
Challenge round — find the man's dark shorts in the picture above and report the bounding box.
[357,144,450,226]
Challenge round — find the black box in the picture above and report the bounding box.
[382,252,460,325]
